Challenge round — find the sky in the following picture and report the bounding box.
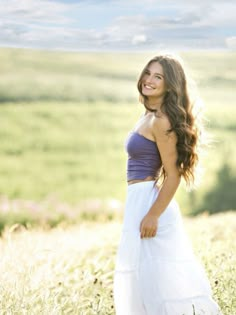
[0,0,236,52]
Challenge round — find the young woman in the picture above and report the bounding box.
[113,54,223,315]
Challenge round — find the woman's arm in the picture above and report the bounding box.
[140,115,181,238]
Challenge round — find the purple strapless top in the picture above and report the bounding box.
[125,131,162,181]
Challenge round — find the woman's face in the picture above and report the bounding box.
[141,61,167,100]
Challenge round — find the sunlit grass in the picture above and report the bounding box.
[0,212,235,314]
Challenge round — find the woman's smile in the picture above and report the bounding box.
[143,84,155,90]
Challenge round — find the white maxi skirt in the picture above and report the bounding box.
[113,181,222,315]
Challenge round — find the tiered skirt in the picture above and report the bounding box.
[113,181,222,315]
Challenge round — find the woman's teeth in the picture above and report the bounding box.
[144,84,154,89]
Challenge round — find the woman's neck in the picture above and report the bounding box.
[146,97,163,111]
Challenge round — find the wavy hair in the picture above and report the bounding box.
[137,54,203,188]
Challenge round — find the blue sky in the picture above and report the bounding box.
[0,0,235,51]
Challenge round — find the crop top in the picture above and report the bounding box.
[125,131,162,181]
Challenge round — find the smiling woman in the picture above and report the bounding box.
[113,53,223,315]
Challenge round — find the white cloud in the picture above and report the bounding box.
[0,0,235,51]
[193,3,236,28]
[225,36,236,50]
[0,0,70,24]
[132,35,147,45]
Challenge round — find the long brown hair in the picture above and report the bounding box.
[137,54,203,188]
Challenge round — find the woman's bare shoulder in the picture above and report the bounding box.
[151,111,172,134]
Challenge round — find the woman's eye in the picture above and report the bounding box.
[155,75,162,79]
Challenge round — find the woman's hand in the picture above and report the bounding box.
[140,213,159,238]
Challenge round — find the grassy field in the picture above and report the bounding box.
[0,212,235,314]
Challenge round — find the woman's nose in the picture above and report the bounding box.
[146,75,154,84]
